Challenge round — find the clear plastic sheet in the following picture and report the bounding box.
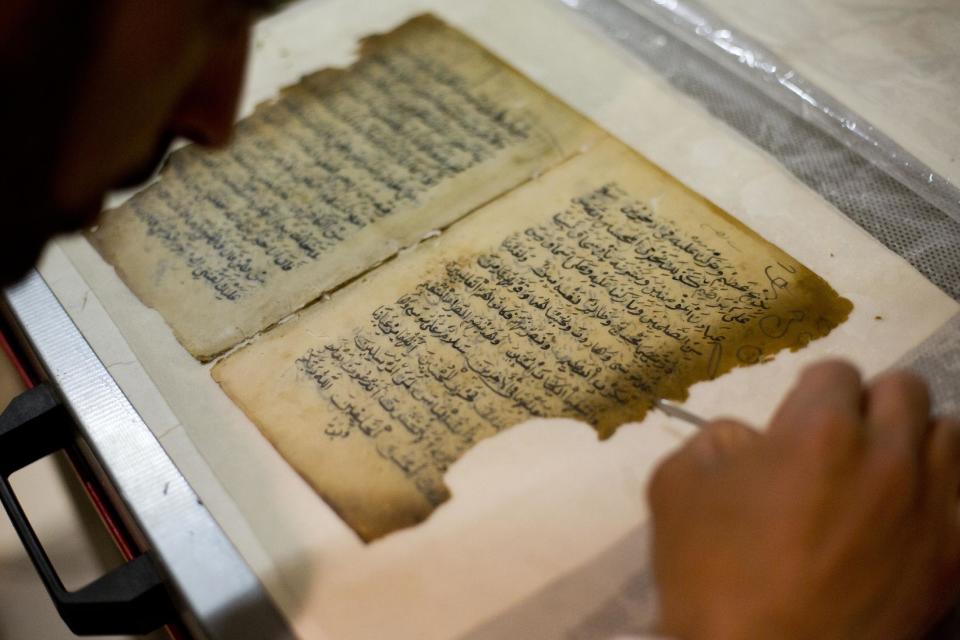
[559,0,960,302]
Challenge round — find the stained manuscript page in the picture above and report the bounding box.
[214,137,852,541]
[89,15,602,360]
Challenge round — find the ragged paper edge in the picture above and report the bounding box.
[86,13,606,362]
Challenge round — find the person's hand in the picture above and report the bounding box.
[648,360,960,640]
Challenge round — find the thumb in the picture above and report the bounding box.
[687,419,760,467]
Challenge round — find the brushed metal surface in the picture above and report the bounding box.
[3,271,294,640]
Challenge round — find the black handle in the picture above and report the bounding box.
[0,384,176,636]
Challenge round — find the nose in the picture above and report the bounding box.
[168,20,251,148]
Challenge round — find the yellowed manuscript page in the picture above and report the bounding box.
[214,138,852,541]
[89,15,602,360]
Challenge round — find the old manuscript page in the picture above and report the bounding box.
[89,15,602,360]
[214,137,852,541]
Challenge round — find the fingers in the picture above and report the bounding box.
[652,360,947,519]
[768,360,863,453]
[865,370,931,457]
[927,416,960,510]
[687,419,761,466]
[649,419,758,512]
[767,362,936,475]
[925,417,960,584]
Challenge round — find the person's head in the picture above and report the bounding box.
[0,0,279,284]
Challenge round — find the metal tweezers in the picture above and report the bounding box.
[653,399,708,428]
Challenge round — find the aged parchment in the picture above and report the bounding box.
[214,137,852,541]
[89,15,603,360]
